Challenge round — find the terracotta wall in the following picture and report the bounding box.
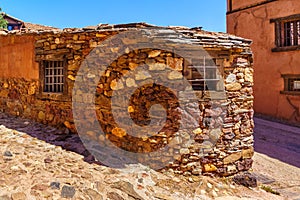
[227,0,300,123]
[229,0,268,11]
[0,35,38,79]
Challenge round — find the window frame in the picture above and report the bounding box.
[271,14,300,52]
[43,60,65,93]
[281,74,300,95]
[183,56,222,92]
[38,59,70,101]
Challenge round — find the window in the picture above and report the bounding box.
[279,20,300,47]
[288,78,300,91]
[271,14,300,51]
[42,60,65,93]
[183,56,220,91]
[293,80,300,91]
[281,74,300,95]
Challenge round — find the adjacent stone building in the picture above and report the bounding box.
[227,0,300,124]
[0,23,254,176]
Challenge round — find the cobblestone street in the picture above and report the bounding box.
[0,112,298,199]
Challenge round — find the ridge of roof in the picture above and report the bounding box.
[24,22,60,31]
[0,21,252,45]
[1,12,24,22]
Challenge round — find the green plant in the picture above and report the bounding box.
[260,185,280,195]
[0,7,8,29]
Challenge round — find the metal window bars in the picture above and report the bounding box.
[289,78,300,91]
[43,60,64,93]
[282,20,300,47]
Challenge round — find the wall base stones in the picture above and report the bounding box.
[0,78,73,131]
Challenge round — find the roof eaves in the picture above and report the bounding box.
[1,12,24,23]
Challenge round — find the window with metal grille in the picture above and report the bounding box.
[281,74,300,95]
[288,78,300,91]
[183,56,220,91]
[43,60,65,93]
[273,15,300,48]
[282,20,300,46]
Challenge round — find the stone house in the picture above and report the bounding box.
[0,23,254,176]
[227,0,300,124]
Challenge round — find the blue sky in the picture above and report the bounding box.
[1,0,226,32]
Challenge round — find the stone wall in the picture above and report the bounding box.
[0,25,254,176]
[0,30,116,130]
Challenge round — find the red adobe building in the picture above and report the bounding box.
[227,0,300,124]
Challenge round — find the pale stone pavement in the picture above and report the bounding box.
[0,112,299,199]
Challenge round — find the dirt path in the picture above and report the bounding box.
[252,153,300,200]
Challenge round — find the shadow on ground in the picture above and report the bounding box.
[0,112,102,165]
[254,117,300,168]
[1,113,299,169]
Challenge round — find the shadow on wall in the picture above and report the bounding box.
[286,96,300,122]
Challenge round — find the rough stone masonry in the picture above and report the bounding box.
[0,23,254,176]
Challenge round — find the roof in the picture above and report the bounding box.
[1,12,23,23]
[1,12,60,31]
[0,22,252,49]
[24,22,60,31]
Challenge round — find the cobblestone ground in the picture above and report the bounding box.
[0,112,292,200]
